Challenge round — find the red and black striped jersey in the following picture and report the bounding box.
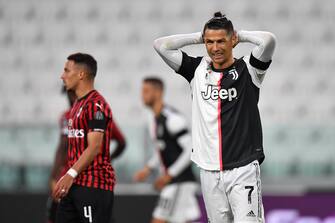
[110,121,125,143]
[67,90,115,191]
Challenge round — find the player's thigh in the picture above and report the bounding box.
[169,182,201,222]
[153,184,181,222]
[200,169,233,223]
[72,185,114,223]
[56,189,80,223]
[228,161,264,223]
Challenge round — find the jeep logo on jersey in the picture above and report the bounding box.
[201,85,238,101]
[68,129,85,138]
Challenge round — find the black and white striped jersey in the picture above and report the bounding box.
[147,105,195,183]
[177,52,272,171]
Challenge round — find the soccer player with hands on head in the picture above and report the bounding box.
[154,11,276,223]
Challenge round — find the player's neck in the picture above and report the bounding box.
[212,57,235,70]
[75,83,95,100]
[152,100,163,117]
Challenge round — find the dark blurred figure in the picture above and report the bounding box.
[46,87,76,223]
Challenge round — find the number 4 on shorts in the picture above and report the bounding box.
[245,186,254,204]
[84,205,93,223]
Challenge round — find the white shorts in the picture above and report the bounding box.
[153,182,200,223]
[200,160,264,223]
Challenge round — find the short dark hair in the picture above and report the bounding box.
[203,12,234,37]
[67,53,97,78]
[143,77,164,91]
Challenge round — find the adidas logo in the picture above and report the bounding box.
[247,210,256,218]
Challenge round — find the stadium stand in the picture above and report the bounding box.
[0,0,334,192]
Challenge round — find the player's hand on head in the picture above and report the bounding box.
[133,167,151,182]
[232,30,239,48]
[52,174,74,200]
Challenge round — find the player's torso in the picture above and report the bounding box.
[190,57,264,170]
[155,111,182,167]
[66,90,115,190]
[154,107,195,183]
[67,98,89,163]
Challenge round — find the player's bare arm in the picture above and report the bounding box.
[153,32,203,71]
[53,131,103,200]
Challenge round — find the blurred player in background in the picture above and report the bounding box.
[134,77,200,223]
[109,121,126,162]
[47,87,76,223]
[47,88,126,223]
[154,12,276,222]
[54,53,115,223]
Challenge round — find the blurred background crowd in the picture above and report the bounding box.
[0,0,334,221]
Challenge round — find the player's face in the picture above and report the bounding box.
[142,83,157,107]
[61,60,81,91]
[203,29,236,66]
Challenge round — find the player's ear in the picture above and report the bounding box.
[78,71,85,80]
[231,31,238,48]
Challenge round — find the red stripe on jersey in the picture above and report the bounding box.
[218,74,224,171]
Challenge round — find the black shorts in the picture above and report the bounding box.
[46,196,58,223]
[56,184,114,223]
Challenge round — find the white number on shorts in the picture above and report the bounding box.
[83,205,93,223]
[245,186,254,204]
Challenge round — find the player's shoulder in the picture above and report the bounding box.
[61,109,71,119]
[88,91,109,106]
[162,106,188,133]
[162,105,183,119]
[87,91,113,115]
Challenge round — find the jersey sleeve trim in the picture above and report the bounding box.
[249,53,272,70]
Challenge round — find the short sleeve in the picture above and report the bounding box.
[87,102,108,133]
[244,53,272,88]
[176,51,203,83]
[166,113,189,138]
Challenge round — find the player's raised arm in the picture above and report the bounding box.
[238,30,277,87]
[153,32,203,72]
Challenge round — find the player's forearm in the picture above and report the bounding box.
[110,142,126,160]
[167,135,192,177]
[71,145,101,175]
[238,30,276,62]
[153,32,203,71]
